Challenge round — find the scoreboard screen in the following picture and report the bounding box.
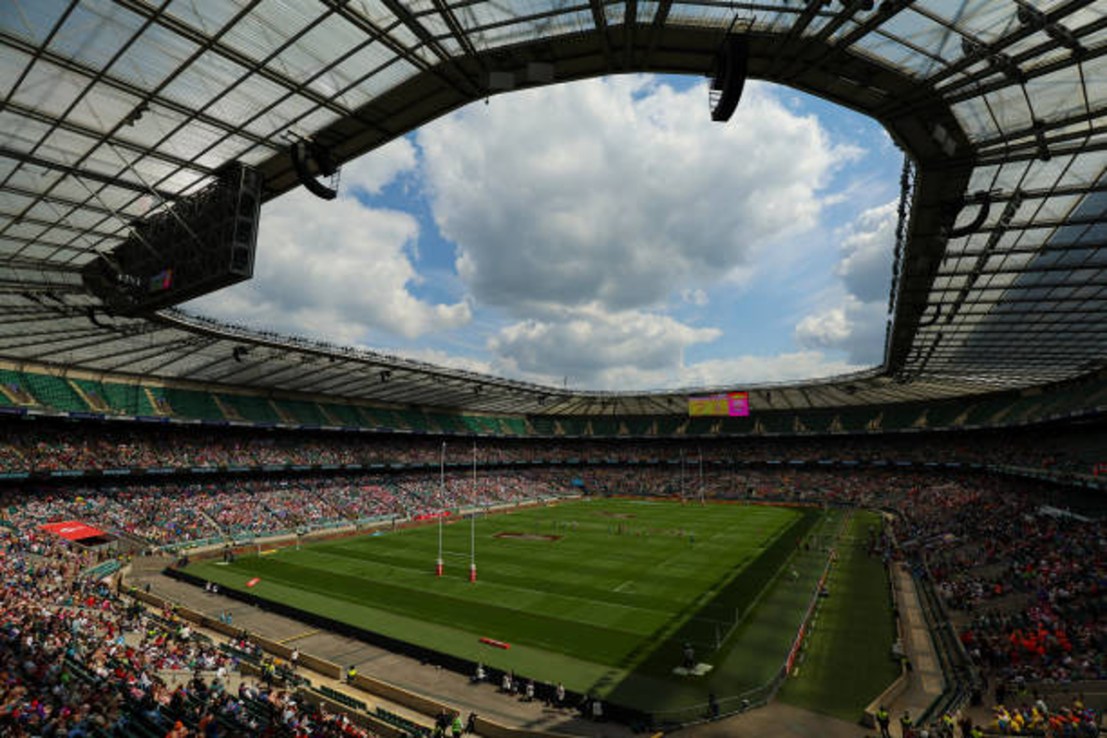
[688,391,749,417]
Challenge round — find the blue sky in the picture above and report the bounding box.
[189,74,904,391]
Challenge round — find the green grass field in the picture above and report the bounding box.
[778,511,900,720]
[188,498,891,716]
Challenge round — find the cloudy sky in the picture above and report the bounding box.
[188,74,904,391]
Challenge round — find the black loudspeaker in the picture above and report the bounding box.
[227,164,261,277]
[710,35,749,123]
[291,140,338,200]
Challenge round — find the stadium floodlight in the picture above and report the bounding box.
[437,441,445,577]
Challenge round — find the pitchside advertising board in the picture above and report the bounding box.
[687,391,750,417]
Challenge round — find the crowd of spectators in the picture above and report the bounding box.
[894,480,1107,693]
[985,696,1099,736]
[1,419,1103,476]
[0,521,381,737]
[578,465,1107,717]
[2,416,1107,735]
[0,470,573,547]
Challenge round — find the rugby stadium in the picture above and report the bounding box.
[2,2,1107,738]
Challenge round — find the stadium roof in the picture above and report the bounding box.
[1,0,1106,416]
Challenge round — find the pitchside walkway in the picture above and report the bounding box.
[131,567,637,738]
[885,561,946,734]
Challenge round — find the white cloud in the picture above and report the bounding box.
[575,351,862,391]
[487,306,720,386]
[392,347,494,375]
[795,307,851,349]
[680,351,863,387]
[187,186,470,343]
[341,137,417,197]
[795,297,887,365]
[836,200,896,304]
[418,76,859,318]
[186,76,889,391]
[681,288,708,306]
[481,305,863,390]
[794,199,897,366]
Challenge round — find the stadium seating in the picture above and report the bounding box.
[375,707,431,737]
[754,413,790,435]
[918,402,964,429]
[429,412,466,434]
[319,401,363,427]
[527,416,558,436]
[5,362,1107,443]
[392,409,433,432]
[68,378,113,413]
[218,393,281,423]
[278,398,329,426]
[2,416,1106,738]
[102,380,158,416]
[161,387,224,421]
[0,370,33,406]
[463,414,502,435]
[315,685,368,712]
[684,416,718,436]
[962,394,1019,427]
[622,417,654,436]
[558,417,588,436]
[22,372,88,413]
[654,415,686,436]
[878,402,926,430]
[501,417,528,436]
[588,417,619,437]
[836,407,878,433]
[719,414,757,435]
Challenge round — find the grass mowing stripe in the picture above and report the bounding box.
[602,509,827,712]
[345,516,780,582]
[295,539,707,615]
[777,511,899,721]
[620,508,822,674]
[303,546,687,616]
[195,569,622,689]
[256,554,666,636]
[204,557,648,663]
[187,499,820,714]
[311,532,778,613]
[289,547,679,631]
[314,503,798,606]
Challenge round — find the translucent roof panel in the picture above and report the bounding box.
[0,0,1105,412]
